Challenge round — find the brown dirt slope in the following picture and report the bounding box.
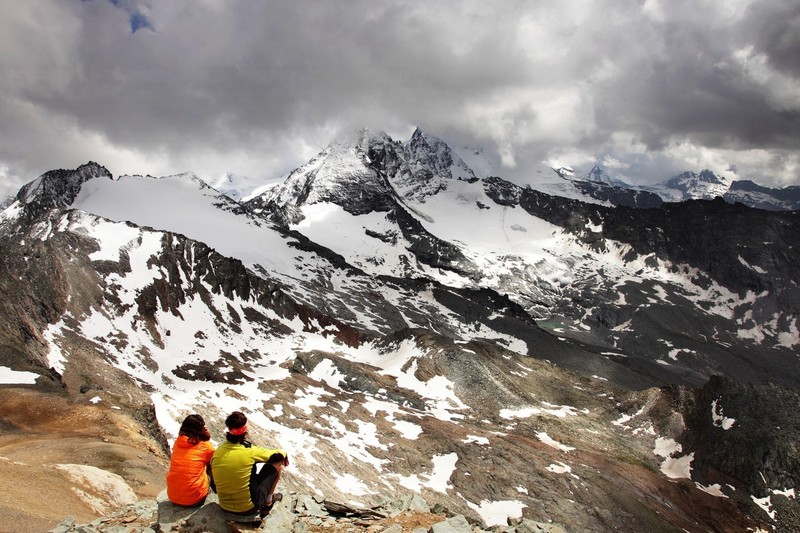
[0,386,168,532]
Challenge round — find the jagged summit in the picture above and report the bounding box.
[397,128,478,198]
[16,161,112,213]
[585,165,629,188]
[551,165,577,179]
[656,169,731,201]
[246,130,396,223]
[246,127,484,224]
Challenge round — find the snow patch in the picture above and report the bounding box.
[464,498,527,528]
[711,399,736,430]
[499,402,584,420]
[738,255,767,274]
[394,452,458,494]
[696,483,728,498]
[772,487,796,499]
[660,453,694,480]
[546,462,572,474]
[752,494,776,520]
[653,437,681,458]
[0,366,39,385]
[84,219,142,261]
[536,432,575,452]
[777,319,799,348]
[333,473,373,497]
[654,437,693,479]
[307,359,346,389]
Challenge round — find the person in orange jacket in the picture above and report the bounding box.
[166,414,215,506]
[211,411,289,517]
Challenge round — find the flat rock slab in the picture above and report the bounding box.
[157,491,266,532]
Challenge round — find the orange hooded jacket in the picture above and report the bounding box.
[166,434,215,506]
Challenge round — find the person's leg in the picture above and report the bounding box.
[249,462,284,516]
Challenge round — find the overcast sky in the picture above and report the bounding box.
[1,0,799,198]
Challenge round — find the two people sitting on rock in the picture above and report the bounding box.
[211,411,289,518]
[165,411,289,518]
[166,414,215,507]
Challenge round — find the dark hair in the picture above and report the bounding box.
[179,414,211,445]
[225,411,248,444]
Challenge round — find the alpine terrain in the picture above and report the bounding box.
[1,128,799,532]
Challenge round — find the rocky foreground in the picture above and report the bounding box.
[49,491,568,533]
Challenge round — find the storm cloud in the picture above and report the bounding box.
[1,0,798,196]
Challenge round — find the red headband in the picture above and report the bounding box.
[228,425,248,436]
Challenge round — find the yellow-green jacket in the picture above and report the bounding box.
[211,441,287,512]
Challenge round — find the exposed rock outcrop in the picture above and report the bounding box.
[49,490,570,533]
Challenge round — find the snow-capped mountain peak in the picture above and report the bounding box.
[16,161,112,212]
[246,131,395,224]
[247,128,488,224]
[212,171,282,202]
[551,165,577,179]
[656,169,731,201]
[585,165,629,188]
[403,128,477,182]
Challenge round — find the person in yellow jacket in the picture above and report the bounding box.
[166,414,215,506]
[211,411,289,517]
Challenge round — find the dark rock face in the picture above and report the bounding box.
[725,180,800,211]
[390,206,479,279]
[483,177,521,206]
[16,162,112,218]
[570,180,664,208]
[246,136,398,224]
[481,177,800,388]
[652,376,800,531]
[511,188,800,313]
[689,377,800,492]
[0,219,73,374]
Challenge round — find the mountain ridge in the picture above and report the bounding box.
[575,164,800,211]
[1,129,799,531]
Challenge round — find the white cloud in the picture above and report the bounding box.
[0,0,797,193]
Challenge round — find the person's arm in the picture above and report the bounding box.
[268,452,289,466]
[251,445,288,465]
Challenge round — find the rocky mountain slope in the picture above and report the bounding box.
[1,130,798,531]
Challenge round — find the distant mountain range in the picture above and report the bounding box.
[1,129,799,531]
[553,163,800,211]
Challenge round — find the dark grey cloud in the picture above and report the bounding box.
[589,2,800,150]
[747,0,800,76]
[0,0,798,194]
